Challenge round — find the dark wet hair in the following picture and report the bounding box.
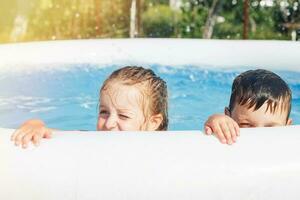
[228,69,292,120]
[101,66,168,131]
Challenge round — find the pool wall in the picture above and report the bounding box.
[0,126,300,200]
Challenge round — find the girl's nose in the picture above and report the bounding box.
[104,115,118,130]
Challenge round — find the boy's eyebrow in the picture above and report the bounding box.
[235,116,251,122]
[265,122,281,126]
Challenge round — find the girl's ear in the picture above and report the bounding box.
[287,118,293,125]
[225,107,231,116]
[148,114,163,131]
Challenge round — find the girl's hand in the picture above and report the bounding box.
[11,119,52,148]
[204,114,240,145]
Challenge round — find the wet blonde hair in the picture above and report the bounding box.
[100,66,168,130]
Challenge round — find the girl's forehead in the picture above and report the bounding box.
[101,83,144,110]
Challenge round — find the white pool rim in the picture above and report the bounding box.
[0,39,300,72]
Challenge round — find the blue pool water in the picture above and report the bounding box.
[0,65,299,130]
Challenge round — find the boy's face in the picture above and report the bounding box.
[226,102,292,128]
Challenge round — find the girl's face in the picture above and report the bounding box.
[97,82,147,131]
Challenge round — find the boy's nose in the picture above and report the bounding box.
[104,115,118,131]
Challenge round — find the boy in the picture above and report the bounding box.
[204,69,292,145]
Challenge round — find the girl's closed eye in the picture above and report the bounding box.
[119,113,131,120]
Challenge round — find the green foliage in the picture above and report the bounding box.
[212,1,243,39]
[178,0,300,40]
[142,5,179,37]
[178,0,209,38]
[144,0,169,6]
[0,0,299,43]
[273,0,300,34]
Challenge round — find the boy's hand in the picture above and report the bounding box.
[204,114,240,145]
[11,119,52,148]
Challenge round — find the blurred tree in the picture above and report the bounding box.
[0,0,299,43]
[179,0,209,38]
[142,5,179,37]
[144,0,169,6]
[0,0,17,42]
[179,0,299,40]
[94,0,102,37]
[130,0,143,37]
[243,0,249,39]
[203,0,224,39]
[23,0,131,41]
[273,0,300,40]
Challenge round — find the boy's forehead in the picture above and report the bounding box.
[234,97,290,115]
[232,103,288,124]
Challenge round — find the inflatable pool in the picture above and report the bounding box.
[0,39,300,199]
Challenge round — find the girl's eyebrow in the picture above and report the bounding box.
[117,109,134,114]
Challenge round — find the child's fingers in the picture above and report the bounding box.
[11,128,24,141]
[14,129,32,146]
[213,124,227,144]
[32,133,42,146]
[204,126,213,135]
[227,122,237,143]
[11,130,18,141]
[43,129,52,139]
[233,121,240,136]
[220,123,233,145]
[22,132,35,149]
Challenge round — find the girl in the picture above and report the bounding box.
[11,66,168,148]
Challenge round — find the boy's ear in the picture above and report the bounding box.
[148,114,163,131]
[287,118,293,125]
[224,107,231,116]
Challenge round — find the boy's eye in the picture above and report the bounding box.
[239,123,252,128]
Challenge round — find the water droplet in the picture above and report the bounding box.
[186,26,191,33]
